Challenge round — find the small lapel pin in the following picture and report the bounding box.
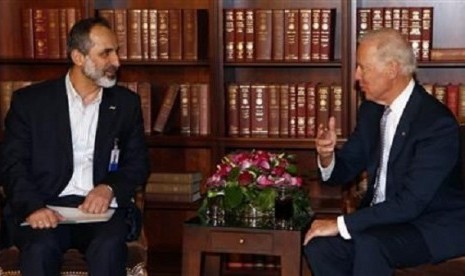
[109,105,116,110]
[401,131,406,136]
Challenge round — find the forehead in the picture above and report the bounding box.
[357,40,378,64]
[88,25,118,51]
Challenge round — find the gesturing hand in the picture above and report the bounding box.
[315,116,337,167]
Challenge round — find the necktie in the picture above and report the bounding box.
[371,106,391,205]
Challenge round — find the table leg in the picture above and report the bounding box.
[281,251,302,276]
[182,249,202,276]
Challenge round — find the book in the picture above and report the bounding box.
[21,8,34,58]
[244,9,254,61]
[283,9,299,61]
[279,84,290,137]
[158,9,170,60]
[141,9,149,60]
[21,205,115,226]
[227,83,240,137]
[299,9,312,61]
[421,7,433,61]
[46,9,60,59]
[153,84,180,133]
[189,83,200,135]
[320,9,336,61]
[33,9,49,59]
[272,9,284,61]
[409,7,422,60]
[148,9,158,60]
[288,84,297,137]
[197,83,210,136]
[306,83,317,138]
[224,9,235,62]
[128,9,143,60]
[296,83,307,138]
[268,84,280,137]
[114,9,128,60]
[183,9,198,60]
[145,181,200,194]
[239,84,251,137]
[255,9,272,61]
[169,9,182,60]
[137,82,152,134]
[234,9,245,61]
[250,84,268,137]
[145,191,201,203]
[430,48,465,61]
[310,9,321,61]
[179,83,191,135]
[148,172,202,183]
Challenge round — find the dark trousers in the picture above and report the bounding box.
[5,196,129,276]
[304,223,431,276]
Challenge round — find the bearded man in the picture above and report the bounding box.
[0,17,150,276]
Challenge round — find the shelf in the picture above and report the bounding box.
[218,137,347,149]
[224,61,342,67]
[145,135,216,148]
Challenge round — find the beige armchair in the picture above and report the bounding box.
[0,187,148,276]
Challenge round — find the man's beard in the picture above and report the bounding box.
[82,57,118,88]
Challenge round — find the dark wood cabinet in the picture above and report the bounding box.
[1,0,465,274]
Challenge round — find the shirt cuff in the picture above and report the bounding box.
[317,153,335,181]
[337,215,352,240]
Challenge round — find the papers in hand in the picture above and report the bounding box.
[21,205,115,226]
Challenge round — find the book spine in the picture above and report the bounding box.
[183,9,198,60]
[46,9,60,59]
[148,172,202,183]
[190,83,200,135]
[141,9,149,60]
[145,181,200,194]
[331,84,344,137]
[21,8,34,59]
[128,9,143,60]
[179,83,191,135]
[255,9,272,61]
[320,9,335,61]
[409,7,422,60]
[224,9,235,62]
[430,48,465,61]
[114,9,128,60]
[239,84,251,137]
[227,83,240,137]
[268,84,280,137]
[198,83,210,136]
[310,9,321,61]
[98,9,115,30]
[33,9,49,59]
[420,7,433,62]
[244,9,254,61]
[400,8,410,39]
[279,84,289,137]
[153,84,180,133]
[371,8,384,30]
[169,9,182,60]
[284,9,299,61]
[299,9,312,61]
[250,84,268,137]
[158,10,170,60]
[59,9,68,59]
[384,8,393,29]
[357,8,371,39]
[306,83,316,138]
[272,9,284,61]
[296,83,307,138]
[137,82,152,134]
[288,84,297,137]
[316,83,330,129]
[392,8,401,32]
[148,9,158,60]
[234,9,245,62]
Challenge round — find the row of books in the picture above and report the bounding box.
[21,8,82,59]
[97,9,208,61]
[357,7,433,61]
[227,82,345,138]
[224,8,336,62]
[145,172,202,203]
[117,81,152,134]
[423,83,465,124]
[154,83,210,136]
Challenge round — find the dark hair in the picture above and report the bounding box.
[66,17,112,59]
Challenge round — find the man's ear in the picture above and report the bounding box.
[70,49,85,66]
[386,60,399,79]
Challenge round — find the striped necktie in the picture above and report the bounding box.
[371,106,391,205]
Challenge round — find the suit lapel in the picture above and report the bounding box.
[94,88,118,167]
[55,79,74,168]
[388,84,422,165]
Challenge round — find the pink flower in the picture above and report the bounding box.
[238,171,254,186]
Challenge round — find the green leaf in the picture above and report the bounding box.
[223,185,244,209]
[286,164,298,174]
[227,167,241,182]
[255,188,277,210]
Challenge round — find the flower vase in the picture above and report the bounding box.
[274,185,294,227]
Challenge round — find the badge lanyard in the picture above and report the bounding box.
[108,138,120,172]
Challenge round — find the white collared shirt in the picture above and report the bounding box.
[59,73,102,197]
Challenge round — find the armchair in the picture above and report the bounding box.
[0,187,148,276]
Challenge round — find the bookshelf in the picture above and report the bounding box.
[2,0,465,274]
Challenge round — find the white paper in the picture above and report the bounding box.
[21,205,115,226]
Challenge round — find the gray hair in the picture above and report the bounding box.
[66,17,112,59]
[358,28,417,75]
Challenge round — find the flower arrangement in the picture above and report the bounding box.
[199,150,312,221]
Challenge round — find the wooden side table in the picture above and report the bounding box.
[182,217,310,276]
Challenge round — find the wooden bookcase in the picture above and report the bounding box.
[1,0,465,274]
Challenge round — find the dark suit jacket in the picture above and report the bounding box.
[325,82,465,262]
[0,77,150,224]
